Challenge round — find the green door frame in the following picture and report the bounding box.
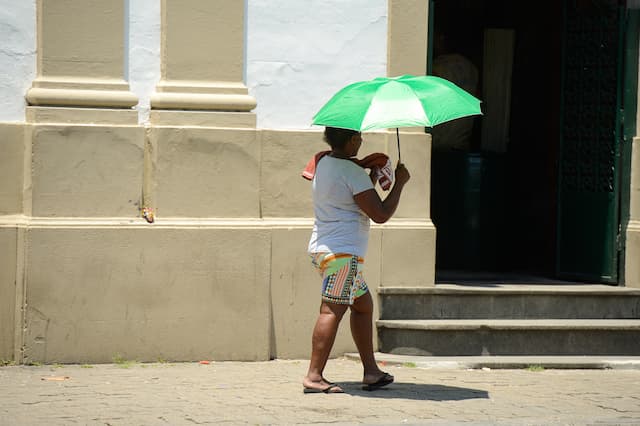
[556,0,629,284]
[618,7,640,284]
[427,0,435,75]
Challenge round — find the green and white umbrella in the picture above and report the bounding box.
[312,74,482,159]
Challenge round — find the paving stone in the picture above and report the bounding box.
[0,357,639,425]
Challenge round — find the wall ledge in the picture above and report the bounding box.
[0,216,433,229]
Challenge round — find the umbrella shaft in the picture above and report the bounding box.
[396,128,401,162]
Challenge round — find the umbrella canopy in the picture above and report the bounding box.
[312,74,482,132]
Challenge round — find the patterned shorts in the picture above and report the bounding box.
[310,252,369,305]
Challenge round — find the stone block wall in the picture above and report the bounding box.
[0,123,435,363]
[0,0,438,363]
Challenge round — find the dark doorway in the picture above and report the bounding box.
[431,0,563,281]
[429,0,630,284]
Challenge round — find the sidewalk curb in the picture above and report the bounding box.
[345,352,640,370]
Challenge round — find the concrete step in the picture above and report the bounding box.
[378,285,640,320]
[377,319,640,356]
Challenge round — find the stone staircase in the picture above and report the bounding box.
[376,283,640,356]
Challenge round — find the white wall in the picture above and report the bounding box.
[127,0,161,124]
[246,0,387,129]
[0,0,387,129]
[0,0,36,122]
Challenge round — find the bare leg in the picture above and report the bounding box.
[350,291,390,384]
[303,301,348,391]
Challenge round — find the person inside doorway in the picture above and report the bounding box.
[431,31,480,151]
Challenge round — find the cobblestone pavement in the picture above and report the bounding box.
[1,357,640,425]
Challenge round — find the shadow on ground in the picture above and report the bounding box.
[337,382,489,401]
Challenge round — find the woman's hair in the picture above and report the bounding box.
[323,127,359,150]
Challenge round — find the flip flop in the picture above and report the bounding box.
[362,372,394,391]
[303,384,344,394]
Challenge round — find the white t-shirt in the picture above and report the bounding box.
[307,156,374,258]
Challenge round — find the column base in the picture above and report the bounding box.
[151,80,257,112]
[150,110,256,127]
[150,92,257,112]
[26,79,138,109]
[26,106,138,125]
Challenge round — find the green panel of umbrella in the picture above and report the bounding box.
[312,74,483,159]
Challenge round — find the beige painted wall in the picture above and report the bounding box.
[24,226,272,363]
[0,0,435,363]
[150,128,260,218]
[0,124,25,215]
[270,227,382,359]
[387,0,429,77]
[0,122,435,363]
[31,126,144,217]
[38,0,125,79]
[151,0,256,112]
[626,136,640,288]
[3,0,638,363]
[27,0,137,108]
[0,123,25,362]
[0,228,17,361]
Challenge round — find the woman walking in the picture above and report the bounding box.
[302,127,410,394]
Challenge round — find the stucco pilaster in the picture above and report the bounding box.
[150,0,256,126]
[625,136,640,288]
[384,0,436,287]
[0,124,26,216]
[387,0,429,78]
[25,0,138,112]
[630,137,640,232]
[0,228,17,361]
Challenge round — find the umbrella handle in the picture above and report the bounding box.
[396,128,401,163]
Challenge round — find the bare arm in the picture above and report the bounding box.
[354,162,410,224]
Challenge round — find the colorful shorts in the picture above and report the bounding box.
[310,252,369,305]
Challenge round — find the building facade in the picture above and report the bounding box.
[1,0,639,365]
[0,0,433,363]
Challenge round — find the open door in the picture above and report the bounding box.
[557,0,626,283]
[619,4,640,283]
